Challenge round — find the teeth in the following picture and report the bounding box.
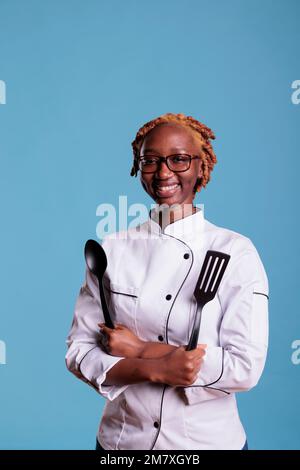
[156,184,179,191]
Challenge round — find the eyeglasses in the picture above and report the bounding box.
[137,154,200,173]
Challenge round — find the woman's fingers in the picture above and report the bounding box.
[98,323,112,334]
[98,322,123,331]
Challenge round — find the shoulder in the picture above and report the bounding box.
[204,218,260,255]
[102,224,147,242]
[100,224,148,253]
[204,218,269,295]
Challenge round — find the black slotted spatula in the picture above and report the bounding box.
[186,250,230,351]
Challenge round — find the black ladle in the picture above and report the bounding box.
[84,239,115,329]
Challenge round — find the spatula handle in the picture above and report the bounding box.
[186,304,203,351]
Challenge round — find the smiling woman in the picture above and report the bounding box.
[66,112,269,451]
[131,112,217,196]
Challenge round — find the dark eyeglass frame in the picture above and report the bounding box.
[137,154,201,173]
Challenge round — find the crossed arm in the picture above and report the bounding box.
[99,322,177,359]
[98,323,206,387]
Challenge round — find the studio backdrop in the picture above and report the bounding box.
[0,0,299,450]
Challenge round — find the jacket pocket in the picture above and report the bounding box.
[107,282,140,331]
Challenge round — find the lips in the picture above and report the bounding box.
[153,182,181,197]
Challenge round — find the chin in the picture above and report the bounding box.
[156,199,184,209]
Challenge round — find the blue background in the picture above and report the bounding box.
[0,0,299,450]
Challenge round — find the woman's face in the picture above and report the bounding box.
[139,123,203,207]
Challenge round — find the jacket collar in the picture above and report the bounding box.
[147,204,204,241]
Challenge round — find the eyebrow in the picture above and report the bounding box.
[142,147,188,154]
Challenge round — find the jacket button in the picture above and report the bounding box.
[184,253,190,259]
[166,294,172,300]
[154,421,159,428]
[158,335,164,341]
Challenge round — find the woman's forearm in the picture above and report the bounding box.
[103,357,164,386]
[139,342,177,359]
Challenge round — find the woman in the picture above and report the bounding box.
[65,113,269,450]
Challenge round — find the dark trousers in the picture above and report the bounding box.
[96,438,248,450]
[96,438,106,450]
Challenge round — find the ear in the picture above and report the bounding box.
[198,159,204,178]
[197,160,204,189]
[192,176,202,194]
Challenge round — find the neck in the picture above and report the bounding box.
[155,203,198,229]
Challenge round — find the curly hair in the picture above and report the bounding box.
[130,112,217,193]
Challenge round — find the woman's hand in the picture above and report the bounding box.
[157,344,207,387]
[98,323,145,358]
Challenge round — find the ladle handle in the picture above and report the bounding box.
[98,277,115,329]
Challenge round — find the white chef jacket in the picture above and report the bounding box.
[65,206,269,450]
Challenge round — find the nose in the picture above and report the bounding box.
[155,159,173,178]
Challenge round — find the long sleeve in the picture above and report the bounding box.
[182,237,269,405]
[65,244,129,402]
